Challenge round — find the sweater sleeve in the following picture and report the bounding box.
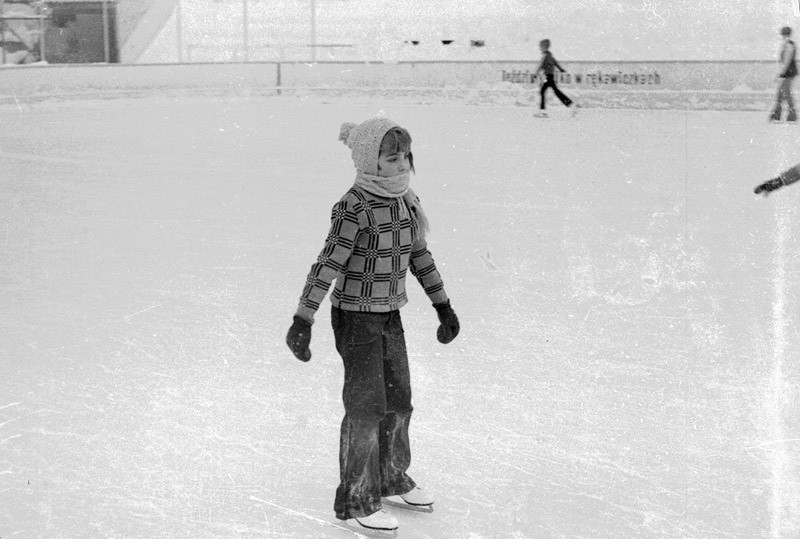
[409,237,449,305]
[295,197,360,322]
[779,163,800,186]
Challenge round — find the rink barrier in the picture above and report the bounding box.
[0,60,780,110]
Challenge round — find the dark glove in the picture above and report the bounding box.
[433,300,460,344]
[286,315,312,362]
[754,177,783,196]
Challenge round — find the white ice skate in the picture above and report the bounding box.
[344,509,399,536]
[569,102,579,117]
[533,111,549,118]
[383,486,434,513]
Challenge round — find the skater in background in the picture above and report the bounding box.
[285,117,460,534]
[754,162,800,196]
[535,38,577,117]
[769,26,798,123]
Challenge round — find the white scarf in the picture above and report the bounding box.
[354,171,430,240]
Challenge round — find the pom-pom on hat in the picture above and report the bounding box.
[339,117,400,176]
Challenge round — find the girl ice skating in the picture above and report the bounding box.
[286,117,460,534]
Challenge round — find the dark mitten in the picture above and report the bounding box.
[433,300,460,344]
[286,315,312,362]
[754,178,783,196]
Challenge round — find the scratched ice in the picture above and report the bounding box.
[1,95,799,537]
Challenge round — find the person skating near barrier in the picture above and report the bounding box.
[534,38,578,118]
[286,117,460,535]
[769,26,798,123]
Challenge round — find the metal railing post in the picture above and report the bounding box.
[1,0,6,65]
[176,0,183,62]
[310,0,315,62]
[102,0,110,62]
[39,3,46,62]
[242,0,248,62]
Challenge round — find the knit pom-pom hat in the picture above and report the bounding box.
[339,117,400,176]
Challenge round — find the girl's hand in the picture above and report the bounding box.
[286,316,312,361]
[433,300,460,344]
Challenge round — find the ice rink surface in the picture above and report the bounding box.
[2,95,800,537]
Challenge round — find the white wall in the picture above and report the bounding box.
[0,61,779,107]
[278,61,777,92]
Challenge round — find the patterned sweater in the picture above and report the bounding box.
[296,186,448,322]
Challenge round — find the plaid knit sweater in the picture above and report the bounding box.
[296,186,448,322]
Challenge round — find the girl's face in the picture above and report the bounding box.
[377,150,411,177]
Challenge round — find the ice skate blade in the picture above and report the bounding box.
[343,519,398,537]
[383,495,434,513]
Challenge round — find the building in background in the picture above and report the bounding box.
[1,0,175,64]
[0,0,47,64]
[44,0,117,63]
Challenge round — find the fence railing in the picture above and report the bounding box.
[139,0,523,64]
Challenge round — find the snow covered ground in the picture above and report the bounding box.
[2,94,800,537]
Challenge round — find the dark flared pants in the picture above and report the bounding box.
[331,307,416,520]
[771,76,797,121]
[540,73,573,110]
